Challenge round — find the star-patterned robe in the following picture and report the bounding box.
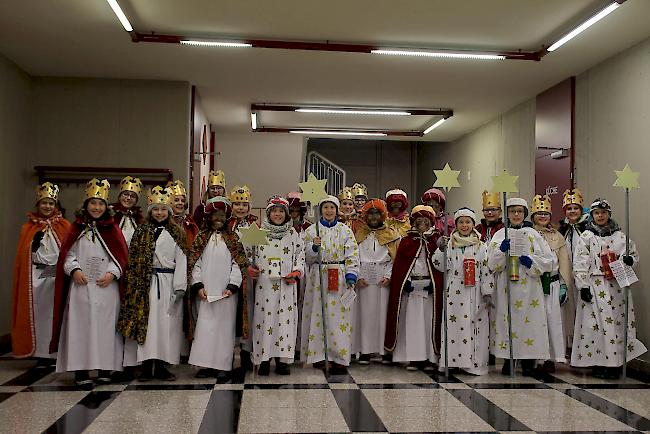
[487,227,554,360]
[571,229,646,367]
[433,238,492,375]
[301,220,360,366]
[252,228,305,365]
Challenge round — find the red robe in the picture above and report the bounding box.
[174,213,199,248]
[227,214,259,232]
[12,211,70,358]
[110,203,144,228]
[384,230,443,353]
[293,220,312,233]
[475,218,504,242]
[49,215,129,353]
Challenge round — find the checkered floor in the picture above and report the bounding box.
[1,355,650,433]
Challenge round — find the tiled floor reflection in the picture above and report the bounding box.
[1,355,649,433]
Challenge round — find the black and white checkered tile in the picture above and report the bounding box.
[1,356,650,433]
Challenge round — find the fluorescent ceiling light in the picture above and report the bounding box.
[295,108,411,116]
[251,113,257,130]
[106,0,133,32]
[547,2,621,52]
[423,118,446,135]
[180,40,252,48]
[289,130,387,137]
[372,49,505,60]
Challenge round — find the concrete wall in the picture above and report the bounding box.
[0,54,34,337]
[32,78,191,210]
[0,74,192,339]
[214,131,305,209]
[418,99,536,214]
[575,36,650,363]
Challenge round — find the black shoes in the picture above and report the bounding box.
[358,354,371,365]
[154,362,176,381]
[257,361,271,376]
[195,368,218,378]
[240,350,254,372]
[520,359,535,377]
[74,370,93,390]
[275,362,290,375]
[96,370,112,385]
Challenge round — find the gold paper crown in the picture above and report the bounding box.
[119,176,143,196]
[148,186,172,206]
[338,187,354,201]
[166,180,187,197]
[562,188,583,208]
[230,185,251,203]
[36,182,60,202]
[482,190,501,209]
[208,170,226,188]
[84,178,110,201]
[531,194,552,214]
[351,183,368,197]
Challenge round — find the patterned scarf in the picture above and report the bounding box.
[585,218,620,237]
[117,219,187,344]
[261,218,293,240]
[451,229,481,248]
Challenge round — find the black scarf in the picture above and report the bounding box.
[585,218,621,237]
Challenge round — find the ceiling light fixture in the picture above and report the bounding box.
[105,0,133,32]
[423,118,447,135]
[295,108,411,116]
[372,49,506,60]
[180,40,252,48]
[251,113,257,130]
[289,130,388,137]
[547,2,621,52]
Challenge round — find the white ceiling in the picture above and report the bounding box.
[1,0,649,141]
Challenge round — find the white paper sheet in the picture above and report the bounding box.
[609,259,639,288]
[340,287,357,309]
[508,229,527,257]
[84,256,107,284]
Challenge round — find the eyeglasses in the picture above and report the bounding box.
[509,209,525,215]
[483,208,501,213]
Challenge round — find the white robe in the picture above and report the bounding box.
[252,228,305,365]
[571,229,646,367]
[392,248,437,364]
[487,227,554,360]
[125,229,187,366]
[31,227,60,358]
[433,239,491,375]
[188,233,242,371]
[120,216,137,247]
[234,219,256,353]
[538,231,567,363]
[352,233,392,356]
[56,228,124,372]
[302,221,360,366]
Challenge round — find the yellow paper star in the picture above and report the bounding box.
[238,224,270,246]
[491,169,519,193]
[614,164,640,189]
[433,163,461,192]
[298,173,329,204]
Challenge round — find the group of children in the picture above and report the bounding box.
[11,171,646,387]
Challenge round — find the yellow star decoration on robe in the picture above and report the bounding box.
[613,164,640,189]
[491,169,519,193]
[524,338,535,347]
[239,224,270,247]
[433,163,461,192]
[298,173,329,204]
[530,299,540,308]
[514,300,523,310]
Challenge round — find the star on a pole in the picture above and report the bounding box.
[239,224,270,246]
[433,163,461,192]
[298,173,329,204]
[491,169,519,193]
[614,164,640,189]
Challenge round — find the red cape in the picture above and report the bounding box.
[476,219,504,242]
[12,212,70,358]
[174,214,199,248]
[49,215,129,353]
[111,202,144,227]
[384,230,443,353]
[227,215,258,231]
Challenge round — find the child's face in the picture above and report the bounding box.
[37,198,56,217]
[456,216,474,236]
[151,205,169,223]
